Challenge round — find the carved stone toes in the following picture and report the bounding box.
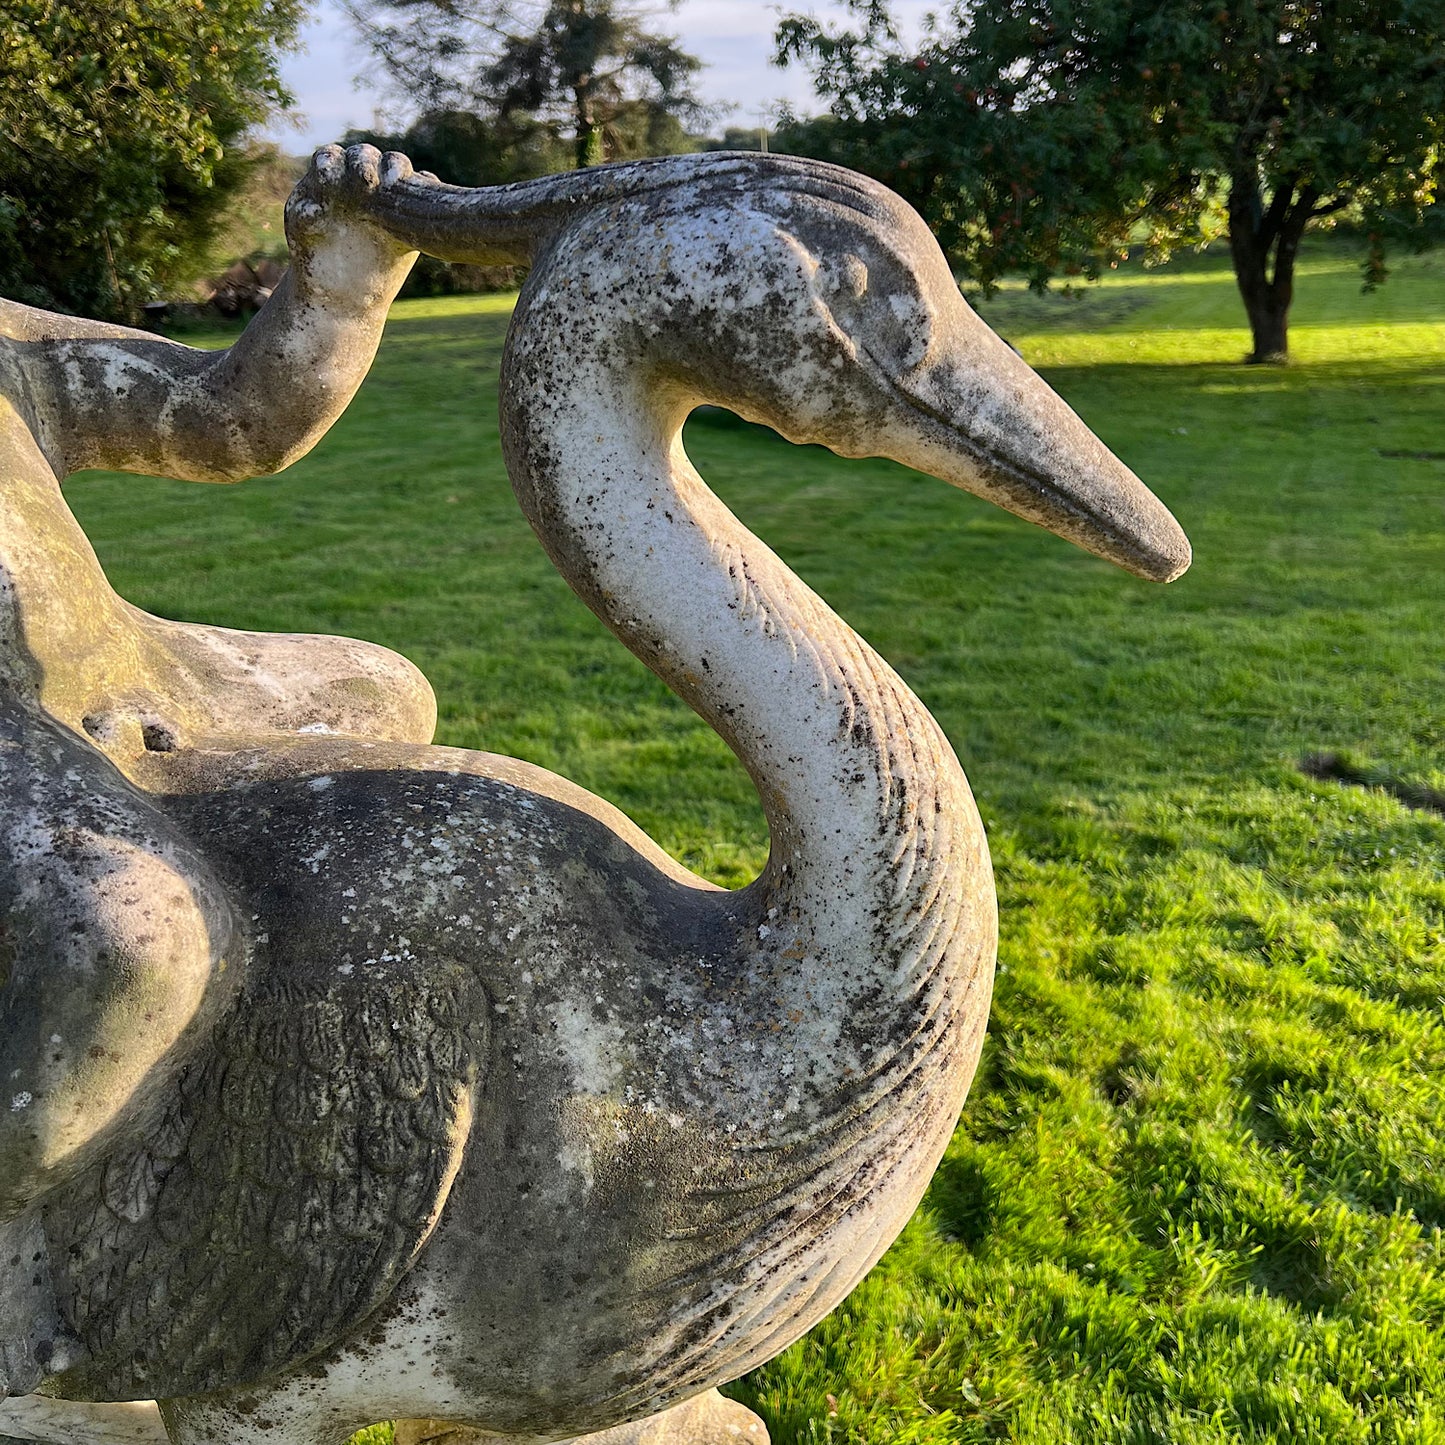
[614,1389,769,1445]
[393,1391,769,1445]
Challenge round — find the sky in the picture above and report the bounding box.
[264,0,936,152]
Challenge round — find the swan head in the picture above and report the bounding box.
[646,166,1192,584]
[372,153,1190,582]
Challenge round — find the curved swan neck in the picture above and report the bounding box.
[500,290,983,934]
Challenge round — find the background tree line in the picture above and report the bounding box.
[4,0,1441,357]
[0,0,304,321]
[1,0,711,321]
[775,0,1445,363]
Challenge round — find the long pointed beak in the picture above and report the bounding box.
[864,309,1191,584]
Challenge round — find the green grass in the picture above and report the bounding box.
[68,243,1445,1442]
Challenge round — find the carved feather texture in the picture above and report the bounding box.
[42,960,486,1401]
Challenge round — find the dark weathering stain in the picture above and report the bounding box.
[1301,752,1445,818]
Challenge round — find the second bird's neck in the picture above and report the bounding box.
[500,319,990,990]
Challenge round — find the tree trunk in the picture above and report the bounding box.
[1239,274,1290,363]
[576,122,604,168]
[1248,296,1294,364]
[574,84,603,168]
[1227,174,1309,365]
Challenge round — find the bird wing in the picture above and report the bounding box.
[41,958,487,1401]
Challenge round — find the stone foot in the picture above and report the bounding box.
[393,1389,769,1445]
[0,1397,168,1445]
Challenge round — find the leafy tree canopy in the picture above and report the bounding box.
[346,0,706,168]
[777,0,1445,360]
[0,0,303,321]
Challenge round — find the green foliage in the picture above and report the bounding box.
[201,145,304,267]
[70,247,1445,1440]
[344,0,705,168]
[0,0,303,320]
[776,0,1445,359]
[348,1426,393,1445]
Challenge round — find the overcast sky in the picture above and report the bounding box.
[264,0,936,151]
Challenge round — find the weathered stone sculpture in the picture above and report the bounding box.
[0,145,1190,1445]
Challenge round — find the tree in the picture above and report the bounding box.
[0,0,303,322]
[346,0,706,169]
[777,0,1445,362]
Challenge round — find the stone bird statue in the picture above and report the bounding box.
[0,146,1189,1445]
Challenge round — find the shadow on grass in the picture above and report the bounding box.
[1301,751,1445,817]
[975,249,1445,331]
[1040,353,1445,381]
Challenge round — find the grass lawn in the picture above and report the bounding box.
[68,242,1444,1443]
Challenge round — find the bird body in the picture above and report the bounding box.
[43,727,985,1435]
[0,150,1188,1444]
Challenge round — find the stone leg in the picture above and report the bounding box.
[0,1397,168,1445]
[394,1390,769,1445]
[158,1395,357,1445]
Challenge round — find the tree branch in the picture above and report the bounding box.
[1258,174,1297,246]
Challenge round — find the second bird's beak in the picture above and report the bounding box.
[864,307,1191,584]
